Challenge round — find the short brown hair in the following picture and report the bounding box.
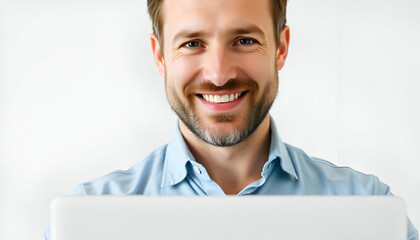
[147,0,288,46]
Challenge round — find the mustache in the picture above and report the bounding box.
[185,79,258,95]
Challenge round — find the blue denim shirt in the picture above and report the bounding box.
[45,117,418,240]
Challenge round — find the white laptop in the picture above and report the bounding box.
[51,196,407,240]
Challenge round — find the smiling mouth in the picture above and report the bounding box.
[199,92,245,103]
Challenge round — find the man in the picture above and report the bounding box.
[45,0,418,239]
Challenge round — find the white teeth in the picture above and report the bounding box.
[221,95,229,103]
[202,93,242,103]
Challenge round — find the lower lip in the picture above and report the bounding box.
[197,93,246,112]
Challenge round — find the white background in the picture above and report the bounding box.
[1,0,419,239]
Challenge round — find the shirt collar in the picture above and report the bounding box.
[161,116,298,187]
[161,120,195,187]
[267,116,299,180]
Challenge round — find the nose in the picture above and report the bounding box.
[201,44,237,87]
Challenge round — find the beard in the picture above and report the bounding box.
[166,73,278,147]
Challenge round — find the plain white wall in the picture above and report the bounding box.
[338,0,420,230]
[1,0,419,239]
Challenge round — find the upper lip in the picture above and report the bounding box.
[196,90,245,96]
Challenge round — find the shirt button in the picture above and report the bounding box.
[193,166,201,174]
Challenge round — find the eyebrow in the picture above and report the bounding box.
[172,30,209,45]
[230,24,266,39]
[171,24,267,44]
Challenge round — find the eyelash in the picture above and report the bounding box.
[183,41,203,48]
[181,37,258,49]
[235,38,257,46]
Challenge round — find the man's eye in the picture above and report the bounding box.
[183,41,202,48]
[236,38,255,45]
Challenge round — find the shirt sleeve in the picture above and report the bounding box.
[406,213,419,240]
[44,228,50,240]
[72,183,86,195]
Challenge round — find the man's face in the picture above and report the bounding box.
[156,0,285,146]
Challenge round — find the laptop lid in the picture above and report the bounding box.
[51,196,407,240]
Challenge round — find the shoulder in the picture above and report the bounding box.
[73,144,168,195]
[283,143,390,195]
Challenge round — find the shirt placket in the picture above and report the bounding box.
[187,162,226,196]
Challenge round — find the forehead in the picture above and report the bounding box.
[161,0,273,40]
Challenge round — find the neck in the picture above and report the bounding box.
[179,115,271,195]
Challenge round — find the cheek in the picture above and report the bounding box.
[237,52,276,84]
[166,57,200,95]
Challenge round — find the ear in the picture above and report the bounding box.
[276,25,290,71]
[150,33,165,77]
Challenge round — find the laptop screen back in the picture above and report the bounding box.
[51,196,407,240]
